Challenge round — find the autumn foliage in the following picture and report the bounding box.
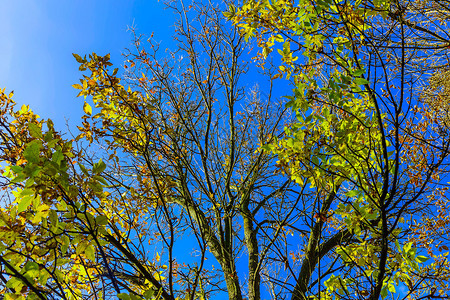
[1,0,450,300]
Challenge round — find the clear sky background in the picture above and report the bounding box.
[0,0,175,130]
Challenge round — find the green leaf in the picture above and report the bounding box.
[28,123,42,138]
[380,286,388,298]
[23,140,43,163]
[24,261,39,272]
[19,188,34,197]
[261,144,273,151]
[352,69,365,76]
[130,294,143,300]
[395,239,401,252]
[93,159,106,174]
[61,235,70,254]
[118,294,131,300]
[78,163,90,176]
[96,215,108,226]
[49,210,58,226]
[416,255,428,263]
[76,240,89,256]
[403,242,412,253]
[143,289,155,299]
[345,190,359,197]
[10,165,22,173]
[17,195,33,213]
[6,277,24,292]
[10,173,27,184]
[52,150,64,165]
[85,244,96,261]
[354,77,370,85]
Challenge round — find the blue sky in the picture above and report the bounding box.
[0,0,175,130]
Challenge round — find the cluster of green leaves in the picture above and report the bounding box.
[230,0,450,299]
[0,92,102,299]
[0,89,164,299]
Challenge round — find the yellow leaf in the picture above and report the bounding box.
[83,102,92,115]
[20,104,29,113]
[153,271,166,281]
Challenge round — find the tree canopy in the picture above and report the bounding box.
[1,0,450,300]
